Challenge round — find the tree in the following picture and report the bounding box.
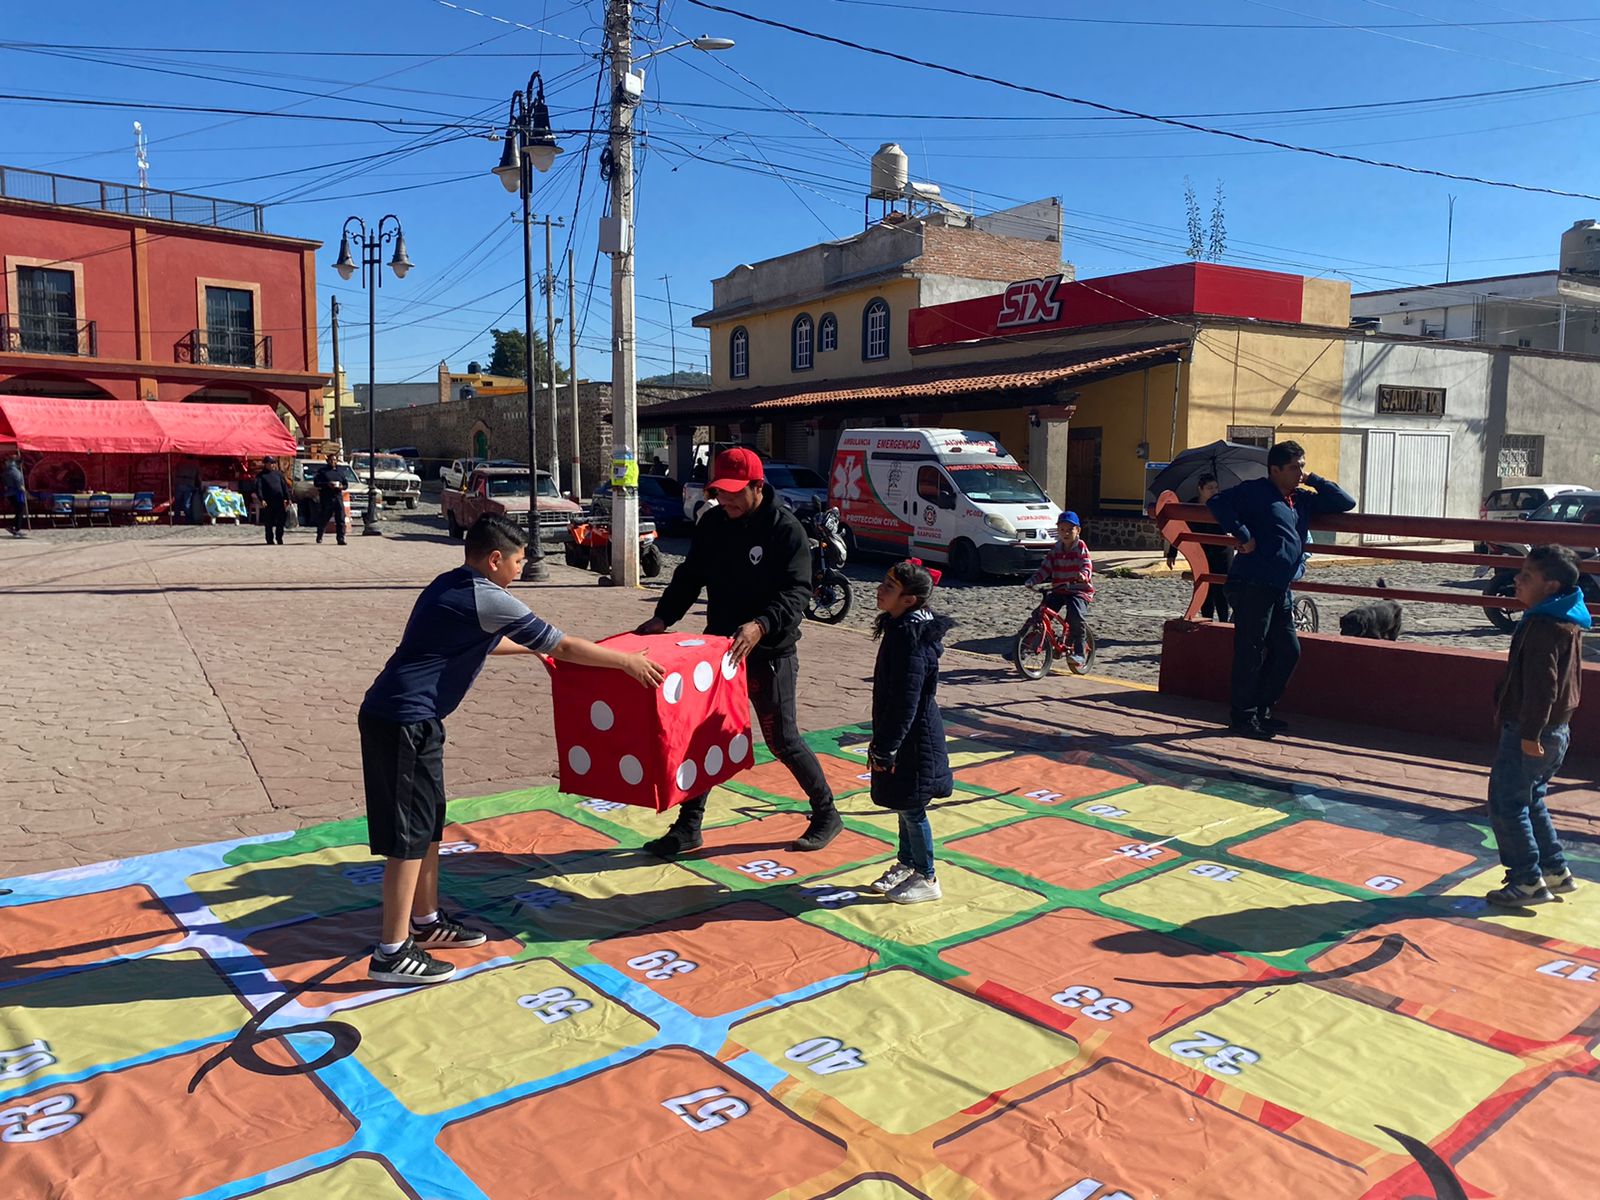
[1184,177,1204,261]
[1208,180,1228,263]
[486,328,566,385]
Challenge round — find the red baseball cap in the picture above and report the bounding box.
[707,447,764,493]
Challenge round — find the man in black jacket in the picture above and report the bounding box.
[636,447,842,858]
[313,451,348,545]
[256,457,290,546]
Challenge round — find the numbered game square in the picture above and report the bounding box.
[734,754,875,803]
[0,886,184,983]
[237,1154,411,1199]
[800,862,1048,949]
[185,844,382,931]
[592,900,875,1016]
[935,1059,1366,1198]
[563,787,755,834]
[941,909,1258,1043]
[837,790,1031,841]
[344,957,657,1114]
[1152,986,1522,1148]
[441,808,618,860]
[1072,785,1288,847]
[1447,866,1600,948]
[1456,1075,1600,1197]
[436,1047,846,1198]
[811,1177,929,1200]
[1232,820,1475,896]
[1103,860,1367,956]
[948,817,1181,892]
[0,1045,353,1200]
[731,968,1078,1135]
[952,753,1137,804]
[694,813,888,882]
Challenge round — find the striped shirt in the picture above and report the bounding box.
[361,566,563,723]
[1027,539,1095,599]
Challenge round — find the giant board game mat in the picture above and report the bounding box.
[2,725,1598,1199]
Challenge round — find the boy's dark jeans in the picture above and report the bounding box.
[1488,720,1569,885]
[1225,582,1300,715]
[897,807,935,879]
[671,650,834,832]
[1044,591,1088,657]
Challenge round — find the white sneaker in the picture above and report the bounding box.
[870,863,915,894]
[887,873,942,904]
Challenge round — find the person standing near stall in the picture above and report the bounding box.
[313,451,348,546]
[256,456,290,546]
[3,452,26,538]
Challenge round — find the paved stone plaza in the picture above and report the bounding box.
[4,521,1596,877]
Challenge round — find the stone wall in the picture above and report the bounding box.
[366,383,699,493]
[1084,514,1164,551]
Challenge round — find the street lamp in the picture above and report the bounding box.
[492,71,562,581]
[332,214,412,536]
[605,16,733,586]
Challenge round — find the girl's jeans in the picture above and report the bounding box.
[1488,720,1569,886]
[897,807,935,879]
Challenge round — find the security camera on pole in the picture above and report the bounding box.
[604,1,733,585]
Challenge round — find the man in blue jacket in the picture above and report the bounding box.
[1207,440,1356,739]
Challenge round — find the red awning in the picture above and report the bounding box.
[0,396,297,457]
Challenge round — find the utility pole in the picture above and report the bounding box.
[568,246,581,498]
[607,0,641,587]
[329,295,342,448]
[544,214,561,493]
[661,274,677,380]
[1445,194,1456,284]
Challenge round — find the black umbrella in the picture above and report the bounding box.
[1148,439,1270,503]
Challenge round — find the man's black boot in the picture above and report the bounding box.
[1229,709,1275,740]
[791,805,842,852]
[1257,708,1289,734]
[643,820,703,860]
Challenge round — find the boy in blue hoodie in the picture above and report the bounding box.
[1485,544,1589,906]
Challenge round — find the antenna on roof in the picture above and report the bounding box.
[133,121,150,216]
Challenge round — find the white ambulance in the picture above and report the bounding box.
[828,427,1058,578]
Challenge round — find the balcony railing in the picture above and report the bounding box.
[0,165,265,234]
[176,330,273,369]
[0,313,97,357]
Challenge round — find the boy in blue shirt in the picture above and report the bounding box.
[360,513,664,984]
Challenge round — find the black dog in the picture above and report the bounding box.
[1340,597,1402,640]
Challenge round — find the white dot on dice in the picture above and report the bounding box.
[729,733,750,763]
[693,661,715,692]
[568,746,591,775]
[721,652,737,681]
[676,761,698,791]
[704,745,724,775]
[590,701,615,731]
[663,673,684,705]
[619,755,644,785]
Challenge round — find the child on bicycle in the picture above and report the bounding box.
[868,559,955,905]
[1026,511,1095,669]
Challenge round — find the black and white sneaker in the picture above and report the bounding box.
[368,937,456,984]
[411,913,488,948]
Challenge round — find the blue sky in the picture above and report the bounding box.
[6,0,1600,383]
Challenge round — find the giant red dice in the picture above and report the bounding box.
[546,632,753,811]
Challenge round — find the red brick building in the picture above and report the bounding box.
[0,166,326,437]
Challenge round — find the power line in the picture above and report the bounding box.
[817,0,1600,30]
[684,0,1600,203]
[0,39,592,58]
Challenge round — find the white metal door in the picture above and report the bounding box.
[1362,429,1449,544]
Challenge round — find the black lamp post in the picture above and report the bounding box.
[333,214,412,537]
[493,72,561,580]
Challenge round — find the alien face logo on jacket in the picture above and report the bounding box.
[749,545,764,566]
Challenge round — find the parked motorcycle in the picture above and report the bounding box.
[563,514,661,579]
[805,507,852,623]
[1481,534,1600,633]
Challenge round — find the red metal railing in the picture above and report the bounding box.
[1152,490,1600,623]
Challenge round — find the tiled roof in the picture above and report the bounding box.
[640,341,1187,423]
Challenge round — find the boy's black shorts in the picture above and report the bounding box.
[359,712,446,859]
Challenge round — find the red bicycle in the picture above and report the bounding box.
[1012,589,1098,679]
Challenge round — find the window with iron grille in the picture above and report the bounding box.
[1497,434,1544,478]
[205,286,257,366]
[730,326,749,379]
[792,313,814,371]
[863,298,889,360]
[818,312,838,352]
[1227,425,1274,449]
[16,266,79,355]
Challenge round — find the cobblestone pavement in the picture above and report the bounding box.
[4,513,1596,876]
[652,537,1557,684]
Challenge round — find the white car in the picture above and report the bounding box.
[350,453,422,510]
[1476,483,1589,552]
[442,457,520,491]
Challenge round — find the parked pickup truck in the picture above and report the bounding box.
[441,465,580,541]
[350,453,422,510]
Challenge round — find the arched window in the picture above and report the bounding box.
[791,313,814,372]
[818,312,838,353]
[863,298,890,361]
[730,326,749,379]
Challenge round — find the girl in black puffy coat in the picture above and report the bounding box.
[868,559,956,904]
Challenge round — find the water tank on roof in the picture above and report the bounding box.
[1560,219,1600,277]
[870,143,909,200]
[467,361,482,375]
